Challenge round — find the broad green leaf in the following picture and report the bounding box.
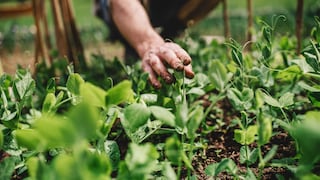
[68,102,100,140]
[231,49,243,67]
[208,60,229,91]
[26,157,39,179]
[187,87,205,96]
[1,89,8,108]
[234,125,257,145]
[262,45,271,60]
[309,92,320,108]
[119,143,159,179]
[66,73,85,95]
[305,111,320,122]
[105,80,134,106]
[186,106,204,139]
[276,65,302,82]
[13,70,35,101]
[53,154,78,180]
[289,111,320,165]
[42,93,57,113]
[258,116,272,146]
[123,103,151,132]
[261,91,281,107]
[161,162,177,180]
[279,92,294,108]
[175,99,188,129]
[104,140,120,170]
[140,93,158,105]
[149,106,175,127]
[215,158,238,176]
[80,82,107,108]
[245,168,257,180]
[250,65,274,87]
[127,120,162,143]
[304,52,320,72]
[292,59,314,73]
[261,145,278,167]
[32,114,77,149]
[15,129,43,150]
[262,26,272,45]
[240,146,258,165]
[101,108,119,137]
[255,89,265,109]
[205,163,218,176]
[52,149,111,180]
[227,88,253,110]
[298,81,320,92]
[1,110,17,122]
[195,73,210,88]
[0,156,16,180]
[227,88,242,109]
[242,88,254,102]
[165,136,192,169]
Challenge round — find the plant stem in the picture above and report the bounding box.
[258,145,264,179]
[245,145,249,168]
[280,107,289,124]
[177,135,185,179]
[187,137,195,178]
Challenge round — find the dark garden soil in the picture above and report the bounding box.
[189,98,297,179]
[192,127,296,179]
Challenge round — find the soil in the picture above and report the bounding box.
[191,127,295,179]
[189,98,297,179]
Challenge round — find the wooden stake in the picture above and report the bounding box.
[222,0,230,39]
[246,0,253,44]
[50,0,69,59]
[296,0,304,54]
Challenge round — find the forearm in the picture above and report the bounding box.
[109,0,164,57]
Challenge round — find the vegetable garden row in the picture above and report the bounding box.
[1,16,320,179]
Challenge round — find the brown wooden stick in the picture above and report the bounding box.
[61,0,85,71]
[50,0,68,59]
[59,0,73,62]
[222,0,230,39]
[40,0,53,64]
[65,0,84,54]
[0,2,33,19]
[246,0,253,50]
[32,0,43,64]
[38,0,51,66]
[296,0,304,54]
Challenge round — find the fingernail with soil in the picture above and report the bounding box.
[175,63,184,71]
[164,76,173,84]
[182,58,191,65]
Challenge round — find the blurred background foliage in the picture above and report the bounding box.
[0,0,319,52]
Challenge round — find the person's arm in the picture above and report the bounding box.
[109,0,194,88]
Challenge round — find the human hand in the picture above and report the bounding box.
[141,42,194,89]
